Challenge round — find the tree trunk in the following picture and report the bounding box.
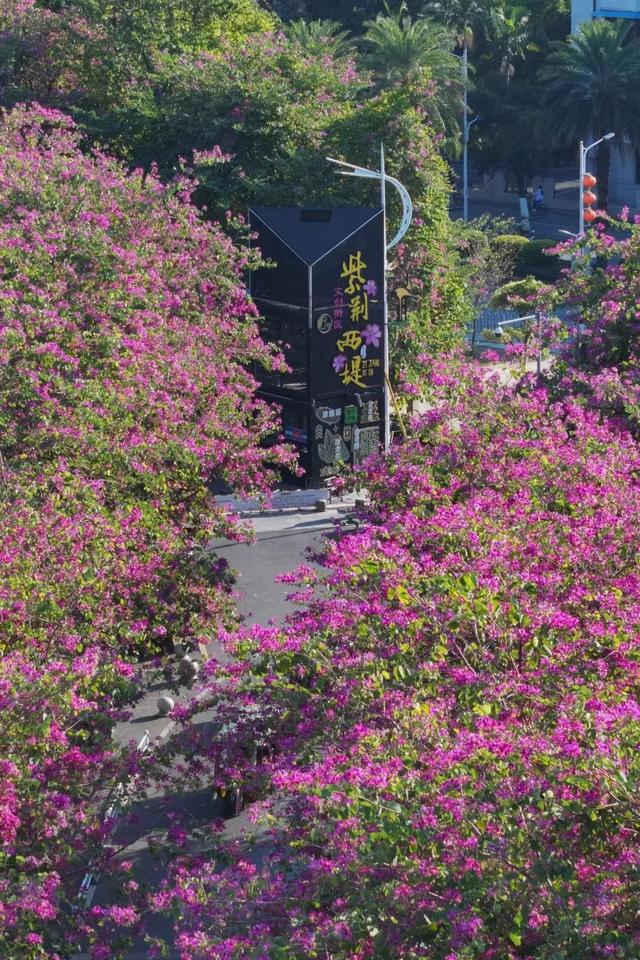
[516,173,530,226]
[595,140,611,211]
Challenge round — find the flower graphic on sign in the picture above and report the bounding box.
[332,354,347,373]
[363,279,378,297]
[361,324,381,348]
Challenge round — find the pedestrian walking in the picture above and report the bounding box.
[533,185,544,212]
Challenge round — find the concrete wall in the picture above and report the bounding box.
[465,169,578,213]
[467,155,639,216]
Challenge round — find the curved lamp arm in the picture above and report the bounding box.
[326,156,413,251]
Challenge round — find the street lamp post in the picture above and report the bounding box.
[462,45,469,223]
[458,46,478,224]
[327,149,413,452]
[578,133,615,235]
[463,114,480,224]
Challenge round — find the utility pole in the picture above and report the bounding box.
[462,44,469,223]
[578,139,585,236]
[461,45,478,223]
[380,144,390,451]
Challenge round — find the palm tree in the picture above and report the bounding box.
[421,0,495,53]
[285,19,353,60]
[493,5,542,85]
[420,0,494,174]
[539,19,640,209]
[364,3,454,82]
[363,3,464,141]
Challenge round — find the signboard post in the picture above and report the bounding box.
[326,148,413,451]
[249,206,386,484]
[249,156,411,484]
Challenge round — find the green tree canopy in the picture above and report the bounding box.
[421,0,495,49]
[270,0,425,33]
[363,3,464,144]
[492,4,544,84]
[364,4,456,82]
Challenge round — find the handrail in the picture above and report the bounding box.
[75,729,150,910]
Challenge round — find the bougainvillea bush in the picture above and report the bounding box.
[0,103,292,956]
[147,359,640,959]
[549,220,640,432]
[0,103,292,651]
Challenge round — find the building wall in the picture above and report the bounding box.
[608,144,639,210]
[571,0,593,30]
[575,0,640,26]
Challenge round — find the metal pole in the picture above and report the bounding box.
[462,44,469,223]
[578,140,585,236]
[380,144,390,452]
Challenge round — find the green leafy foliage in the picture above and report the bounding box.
[489,275,548,309]
[515,238,562,280]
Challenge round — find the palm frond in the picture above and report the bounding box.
[285,19,353,59]
[538,19,640,146]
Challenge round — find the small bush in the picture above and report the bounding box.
[489,277,547,311]
[515,238,561,280]
[490,233,529,260]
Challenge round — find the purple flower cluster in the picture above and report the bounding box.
[152,358,640,958]
[0,104,293,956]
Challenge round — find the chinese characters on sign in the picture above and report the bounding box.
[332,250,381,392]
[333,288,345,330]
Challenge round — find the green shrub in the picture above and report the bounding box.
[490,233,529,260]
[514,238,561,280]
[518,238,557,266]
[489,277,547,310]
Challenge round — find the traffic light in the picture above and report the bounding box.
[583,173,597,224]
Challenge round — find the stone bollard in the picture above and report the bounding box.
[315,499,327,512]
[157,695,175,717]
[177,655,199,685]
